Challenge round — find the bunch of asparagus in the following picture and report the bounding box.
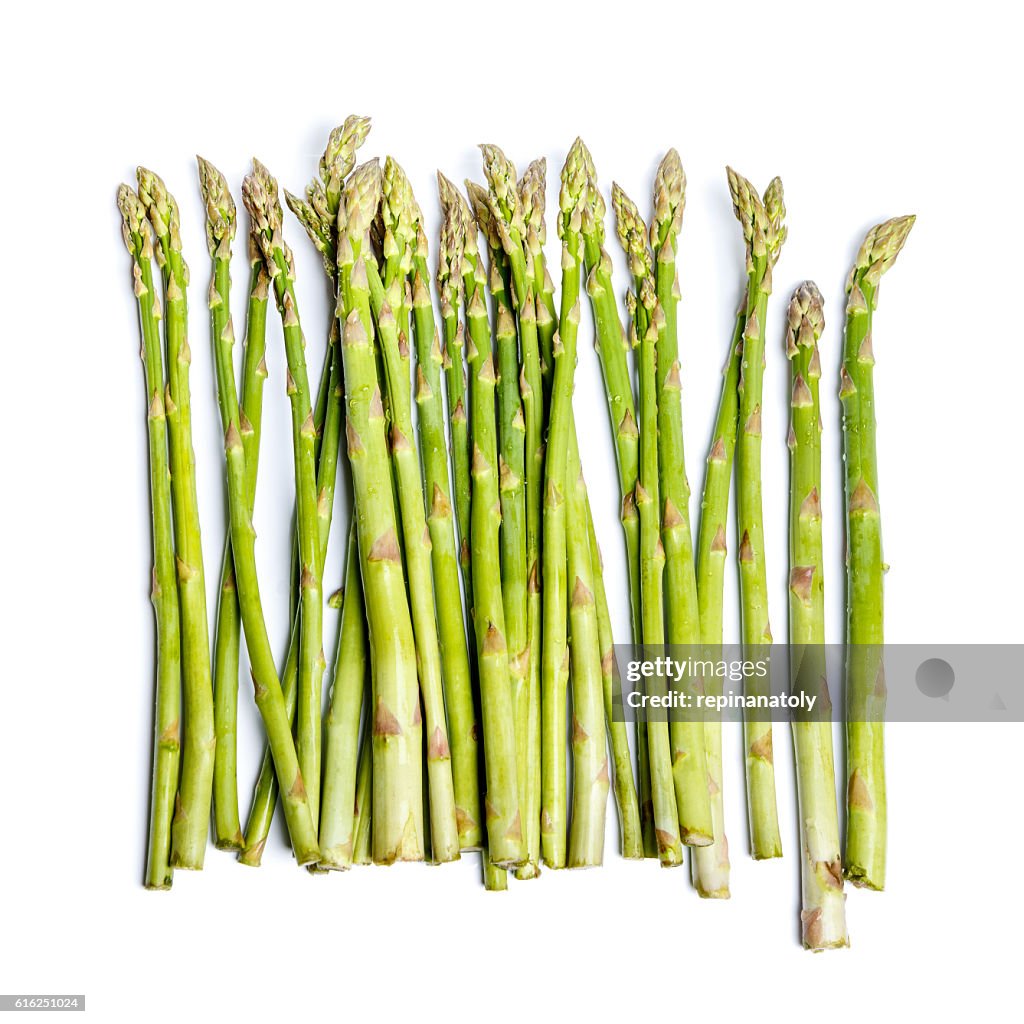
[119,118,913,949]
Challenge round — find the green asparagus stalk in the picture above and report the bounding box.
[842,214,914,890]
[238,118,369,865]
[690,296,745,898]
[136,167,215,870]
[727,167,785,859]
[438,177,507,882]
[318,528,368,869]
[647,152,714,847]
[119,186,181,890]
[576,146,652,855]
[786,282,849,949]
[586,511,643,858]
[196,157,247,851]
[412,227,482,850]
[462,206,524,869]
[338,160,424,864]
[436,174,474,596]
[479,147,546,876]
[537,145,588,869]
[200,161,319,865]
[517,158,556,402]
[364,164,460,862]
[612,183,682,867]
[244,162,325,832]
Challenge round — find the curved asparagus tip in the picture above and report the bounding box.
[558,139,589,237]
[763,177,787,264]
[610,181,652,278]
[518,157,548,248]
[340,158,383,243]
[573,140,607,245]
[137,165,185,258]
[785,281,825,359]
[117,183,148,253]
[437,173,466,309]
[284,188,334,268]
[319,114,372,190]
[438,170,476,260]
[241,159,283,265]
[650,148,686,251]
[381,155,419,267]
[854,215,916,283]
[465,179,503,254]
[479,143,521,227]
[196,156,236,256]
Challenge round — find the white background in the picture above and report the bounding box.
[2,0,1021,1020]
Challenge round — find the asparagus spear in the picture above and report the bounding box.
[199,160,319,865]
[364,160,459,862]
[478,148,546,876]
[648,152,714,847]
[436,174,474,598]
[577,146,652,856]
[462,201,524,869]
[439,177,509,882]
[119,186,181,890]
[197,157,264,853]
[727,167,785,859]
[244,161,325,832]
[842,214,914,890]
[786,282,849,949]
[412,225,481,851]
[239,118,369,864]
[612,183,682,867]
[338,160,424,863]
[136,167,215,870]
[690,296,745,898]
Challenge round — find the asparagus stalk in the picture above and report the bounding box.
[244,162,325,832]
[136,167,215,870]
[841,214,914,890]
[199,160,319,865]
[119,186,182,890]
[612,183,682,867]
[577,146,653,855]
[196,158,253,852]
[318,529,368,869]
[648,152,714,847]
[786,282,849,949]
[479,147,547,876]
[436,174,474,597]
[239,118,369,864]
[727,167,785,859]
[439,178,509,883]
[338,160,424,864]
[412,226,482,850]
[462,203,524,869]
[364,162,460,862]
[690,297,745,898]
